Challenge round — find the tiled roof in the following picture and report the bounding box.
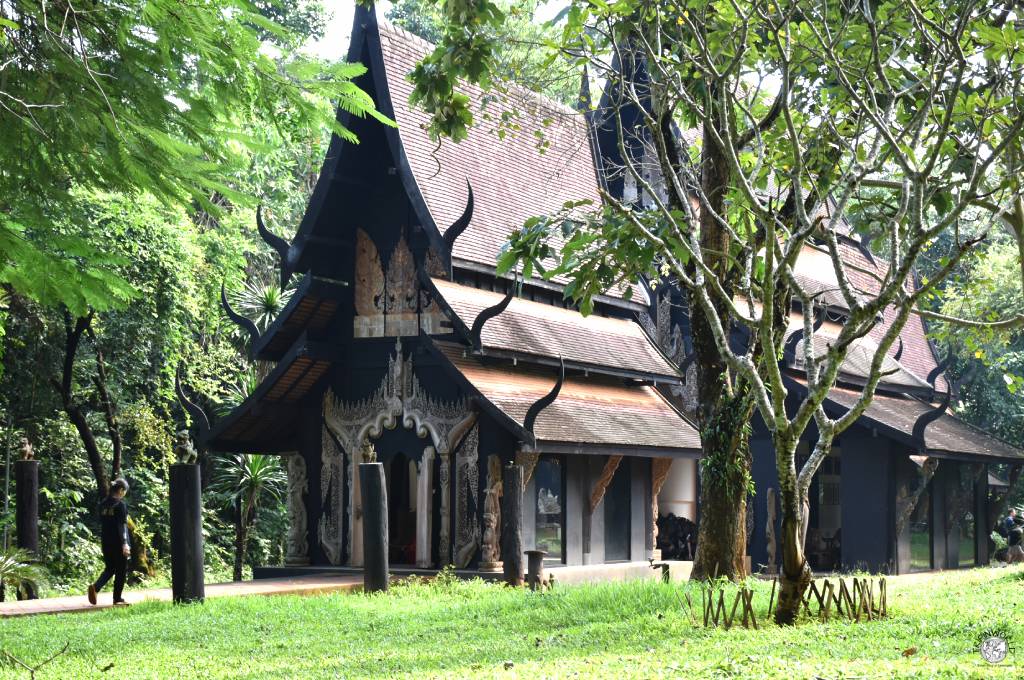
[787,323,931,392]
[431,277,679,379]
[825,385,1022,460]
[375,20,634,300]
[436,342,700,452]
[791,241,946,392]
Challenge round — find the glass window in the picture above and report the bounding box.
[604,461,631,562]
[535,457,565,563]
[909,482,932,571]
[956,465,977,568]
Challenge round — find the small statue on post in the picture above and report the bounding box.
[174,431,198,465]
[19,437,34,461]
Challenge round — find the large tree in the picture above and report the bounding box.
[411,0,1024,623]
[0,0,387,314]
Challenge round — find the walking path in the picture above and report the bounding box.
[0,573,364,618]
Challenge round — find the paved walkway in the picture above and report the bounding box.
[0,573,364,618]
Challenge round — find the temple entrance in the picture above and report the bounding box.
[384,452,418,565]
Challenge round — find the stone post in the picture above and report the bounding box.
[360,463,388,593]
[169,463,205,603]
[525,549,548,591]
[14,459,40,556]
[501,464,524,586]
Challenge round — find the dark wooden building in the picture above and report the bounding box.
[209,7,1022,578]
[207,8,701,573]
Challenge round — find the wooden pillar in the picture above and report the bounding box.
[501,464,524,586]
[360,463,388,592]
[169,463,205,603]
[975,467,989,566]
[14,459,39,557]
[416,447,435,568]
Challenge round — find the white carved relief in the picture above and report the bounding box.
[318,427,343,566]
[322,338,475,567]
[453,423,480,568]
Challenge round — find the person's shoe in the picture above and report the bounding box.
[87,584,97,605]
[113,599,130,607]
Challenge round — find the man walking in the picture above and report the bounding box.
[88,478,132,606]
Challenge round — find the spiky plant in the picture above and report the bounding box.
[0,548,48,602]
[210,454,286,581]
[235,279,293,332]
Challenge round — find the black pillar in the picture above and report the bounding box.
[501,464,524,586]
[170,463,205,603]
[14,460,39,556]
[360,463,388,593]
[975,468,989,565]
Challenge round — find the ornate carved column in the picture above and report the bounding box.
[286,454,310,566]
[454,425,481,568]
[439,450,451,564]
[650,457,673,560]
[416,446,435,568]
[479,455,503,572]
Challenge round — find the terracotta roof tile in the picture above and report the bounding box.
[432,277,678,378]
[826,385,1022,460]
[376,21,637,300]
[792,242,945,392]
[436,342,700,451]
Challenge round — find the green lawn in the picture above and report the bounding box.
[1,566,1022,679]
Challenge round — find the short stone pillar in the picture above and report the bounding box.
[360,463,388,593]
[14,459,40,556]
[501,464,524,586]
[169,463,205,603]
[525,549,548,591]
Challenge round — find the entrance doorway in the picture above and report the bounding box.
[384,452,417,565]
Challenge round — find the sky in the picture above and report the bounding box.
[304,1,566,61]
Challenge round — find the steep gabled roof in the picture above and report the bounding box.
[376,20,605,278]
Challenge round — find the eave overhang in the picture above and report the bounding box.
[253,274,348,361]
[205,333,341,453]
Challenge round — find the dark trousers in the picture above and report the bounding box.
[94,544,127,601]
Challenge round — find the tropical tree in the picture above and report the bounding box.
[211,454,287,581]
[410,0,1024,624]
[0,0,388,315]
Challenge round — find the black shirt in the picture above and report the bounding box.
[99,497,130,549]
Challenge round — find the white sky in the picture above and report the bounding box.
[304,1,567,61]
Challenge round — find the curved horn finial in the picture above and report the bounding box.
[893,337,904,362]
[442,180,474,252]
[470,274,517,351]
[220,283,261,356]
[256,205,294,289]
[926,349,954,388]
[175,363,210,443]
[911,381,951,445]
[523,356,565,439]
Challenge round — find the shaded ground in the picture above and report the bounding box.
[0,566,1021,679]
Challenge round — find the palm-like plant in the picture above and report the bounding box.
[0,547,48,602]
[210,454,286,581]
[235,279,292,332]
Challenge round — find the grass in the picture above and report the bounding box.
[1,566,1022,679]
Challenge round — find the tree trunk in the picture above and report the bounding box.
[691,392,755,580]
[774,435,811,624]
[232,498,250,582]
